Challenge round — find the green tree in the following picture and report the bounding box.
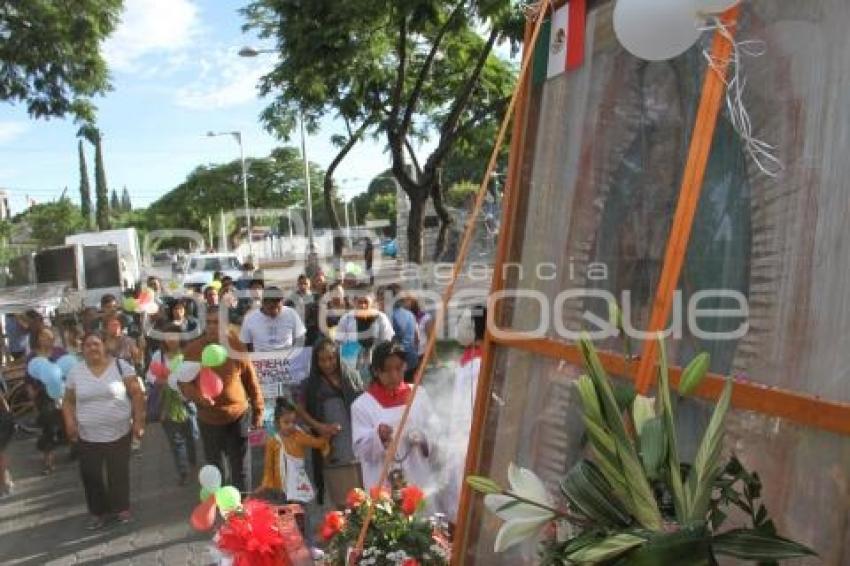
[109,188,119,211]
[77,139,93,228]
[25,199,85,246]
[367,193,397,233]
[242,0,521,263]
[0,1,122,123]
[121,186,132,211]
[147,147,332,236]
[92,130,110,230]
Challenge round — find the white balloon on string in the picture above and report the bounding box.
[613,0,703,61]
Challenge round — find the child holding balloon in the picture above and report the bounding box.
[146,323,197,485]
[26,327,66,475]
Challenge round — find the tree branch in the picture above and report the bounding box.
[400,0,467,138]
[424,27,499,174]
[389,15,408,122]
[324,119,374,233]
[404,137,423,179]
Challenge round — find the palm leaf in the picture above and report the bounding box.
[712,528,817,559]
[656,335,688,521]
[638,416,667,481]
[687,378,733,522]
[578,334,663,530]
[560,460,631,527]
[567,532,646,563]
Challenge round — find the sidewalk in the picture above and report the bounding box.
[0,426,212,565]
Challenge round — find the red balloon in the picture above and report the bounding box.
[190,495,217,531]
[138,290,154,305]
[199,367,224,400]
[149,361,170,382]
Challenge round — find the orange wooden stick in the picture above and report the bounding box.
[352,0,554,555]
[635,8,739,395]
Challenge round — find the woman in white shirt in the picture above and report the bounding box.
[63,331,146,531]
[335,291,394,381]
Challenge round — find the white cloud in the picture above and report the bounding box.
[173,50,272,110]
[103,0,200,72]
[0,122,28,144]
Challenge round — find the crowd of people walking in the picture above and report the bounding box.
[0,264,487,552]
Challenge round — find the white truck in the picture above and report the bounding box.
[66,228,142,290]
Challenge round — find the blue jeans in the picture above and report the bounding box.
[161,419,197,477]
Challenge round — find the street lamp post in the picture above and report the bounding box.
[239,46,317,273]
[206,130,254,261]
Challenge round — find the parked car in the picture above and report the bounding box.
[381,238,398,258]
[175,253,243,288]
[151,250,175,266]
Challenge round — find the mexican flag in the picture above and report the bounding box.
[531,0,587,85]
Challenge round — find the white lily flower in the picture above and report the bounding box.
[484,463,556,552]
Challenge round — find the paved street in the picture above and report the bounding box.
[0,426,212,565]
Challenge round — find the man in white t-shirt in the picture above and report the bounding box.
[239,287,307,399]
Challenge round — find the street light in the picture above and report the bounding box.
[239,46,317,271]
[206,130,254,260]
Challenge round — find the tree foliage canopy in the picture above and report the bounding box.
[23,198,85,246]
[242,0,522,261]
[0,0,122,122]
[147,147,337,234]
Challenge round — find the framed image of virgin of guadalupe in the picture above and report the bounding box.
[454,1,850,563]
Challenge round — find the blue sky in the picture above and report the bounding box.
[0,0,403,216]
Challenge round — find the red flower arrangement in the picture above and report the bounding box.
[214,499,311,566]
[322,484,449,566]
[347,488,368,508]
[400,485,425,516]
[320,510,347,542]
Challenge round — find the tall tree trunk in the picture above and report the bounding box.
[430,175,453,261]
[324,120,372,271]
[77,140,93,229]
[94,134,110,230]
[407,194,425,264]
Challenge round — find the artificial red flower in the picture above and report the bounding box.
[402,559,420,566]
[400,485,425,515]
[369,486,391,502]
[320,510,346,541]
[346,488,368,508]
[216,499,288,566]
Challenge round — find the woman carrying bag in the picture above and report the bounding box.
[62,331,146,530]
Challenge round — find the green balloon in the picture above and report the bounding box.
[168,354,184,373]
[123,297,138,312]
[201,344,228,368]
[215,485,241,512]
[200,486,214,502]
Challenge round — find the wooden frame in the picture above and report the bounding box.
[452,4,850,564]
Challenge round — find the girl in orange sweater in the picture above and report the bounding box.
[259,397,329,503]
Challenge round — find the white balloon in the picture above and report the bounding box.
[614,0,703,61]
[693,0,739,14]
[198,465,222,490]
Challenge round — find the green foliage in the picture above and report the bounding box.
[147,147,333,234]
[109,189,119,211]
[77,140,93,228]
[93,131,110,230]
[479,337,816,564]
[366,194,397,230]
[120,186,132,212]
[241,0,521,262]
[445,181,478,208]
[0,0,122,122]
[24,199,85,246]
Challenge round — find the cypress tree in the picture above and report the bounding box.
[121,185,132,211]
[94,132,110,230]
[77,140,93,229]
